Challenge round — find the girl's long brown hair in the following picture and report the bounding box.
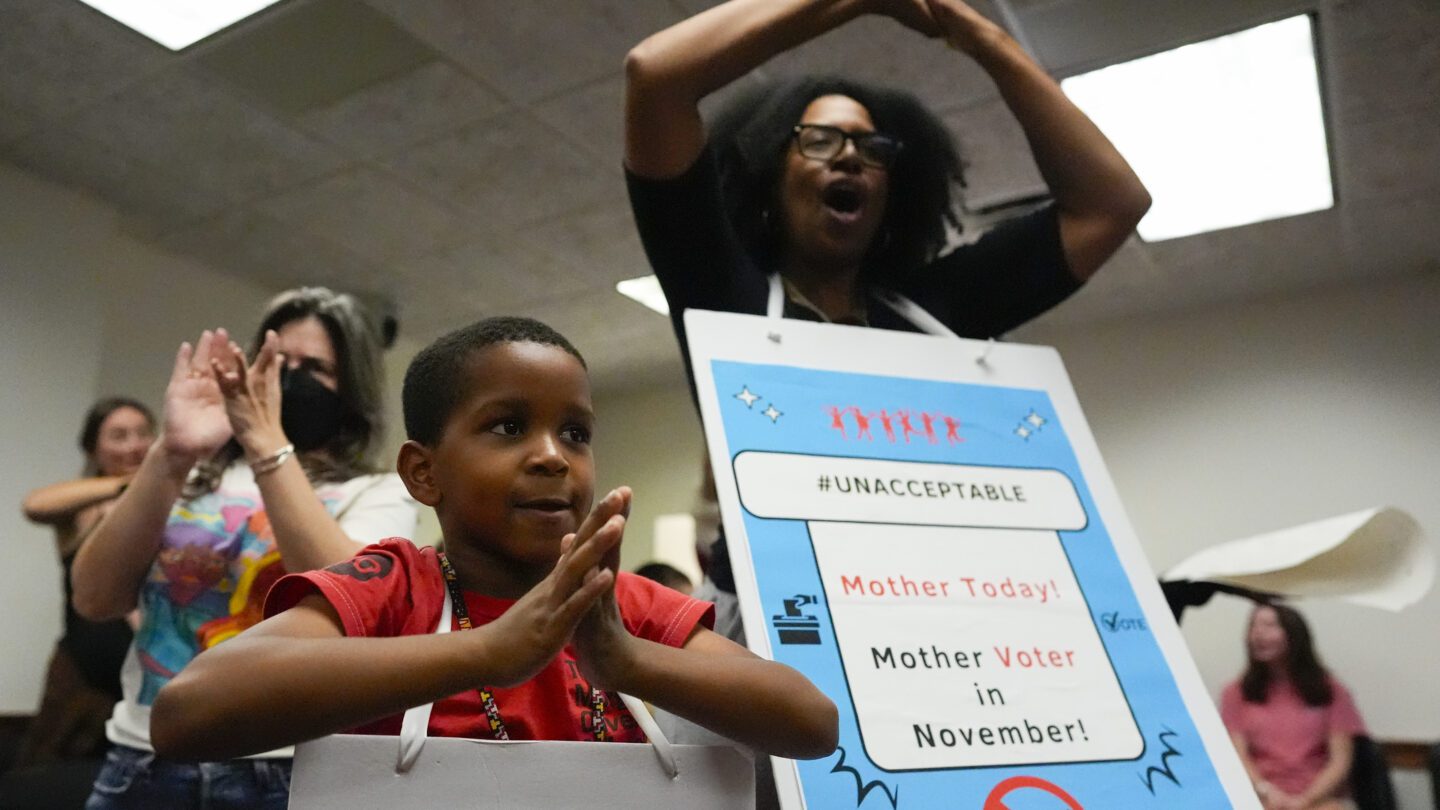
[1240,603,1334,706]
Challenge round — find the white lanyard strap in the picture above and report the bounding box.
[765,272,786,318]
[396,579,453,772]
[765,273,958,338]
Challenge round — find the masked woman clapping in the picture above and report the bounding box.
[72,287,416,810]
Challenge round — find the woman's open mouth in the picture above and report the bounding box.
[823,185,862,214]
[821,182,867,226]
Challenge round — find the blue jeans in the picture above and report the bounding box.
[84,744,291,810]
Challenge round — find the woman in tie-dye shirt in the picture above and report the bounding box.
[72,288,417,810]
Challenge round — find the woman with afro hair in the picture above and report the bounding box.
[624,0,1151,639]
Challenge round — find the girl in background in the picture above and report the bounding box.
[18,398,155,765]
[1221,604,1366,810]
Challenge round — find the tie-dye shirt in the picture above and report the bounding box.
[105,464,417,755]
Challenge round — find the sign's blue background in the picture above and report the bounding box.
[712,359,1230,809]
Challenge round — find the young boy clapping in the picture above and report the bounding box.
[151,317,837,760]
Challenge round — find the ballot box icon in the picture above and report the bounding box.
[773,594,822,645]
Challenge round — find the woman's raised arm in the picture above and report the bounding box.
[624,0,937,179]
[924,0,1150,281]
[72,330,237,621]
[22,476,130,527]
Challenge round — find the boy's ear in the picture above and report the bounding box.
[397,440,441,508]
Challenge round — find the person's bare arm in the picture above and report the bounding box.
[212,332,368,571]
[571,493,837,759]
[1296,730,1353,809]
[152,595,494,760]
[625,0,938,180]
[151,520,623,761]
[22,476,130,526]
[72,331,236,621]
[590,625,838,759]
[925,0,1150,281]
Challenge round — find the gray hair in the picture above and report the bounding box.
[187,286,387,497]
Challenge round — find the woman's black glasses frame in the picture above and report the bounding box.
[791,124,903,169]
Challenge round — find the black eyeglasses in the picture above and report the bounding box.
[791,124,903,169]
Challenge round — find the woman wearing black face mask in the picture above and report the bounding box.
[72,287,417,810]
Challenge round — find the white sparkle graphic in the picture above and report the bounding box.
[735,386,760,408]
[1015,425,1032,439]
[1026,411,1047,428]
[763,405,783,422]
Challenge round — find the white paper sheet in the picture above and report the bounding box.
[1165,507,1433,610]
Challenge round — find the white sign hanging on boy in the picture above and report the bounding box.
[685,309,1259,809]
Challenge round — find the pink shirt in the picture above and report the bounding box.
[1220,676,1366,796]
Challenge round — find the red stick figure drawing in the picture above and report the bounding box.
[943,415,964,445]
[874,410,896,443]
[919,412,939,444]
[898,410,921,444]
[983,776,1084,810]
[848,407,873,440]
[826,406,847,439]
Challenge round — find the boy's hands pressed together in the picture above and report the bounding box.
[478,488,631,687]
[571,488,643,692]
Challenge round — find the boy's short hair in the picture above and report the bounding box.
[403,316,587,446]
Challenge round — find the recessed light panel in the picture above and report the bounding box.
[1061,15,1333,242]
[76,0,288,51]
[616,275,671,316]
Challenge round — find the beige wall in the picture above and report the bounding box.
[1,165,109,712]
[592,381,706,573]
[1016,271,1440,743]
[0,164,279,712]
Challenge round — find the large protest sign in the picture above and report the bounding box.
[685,310,1258,809]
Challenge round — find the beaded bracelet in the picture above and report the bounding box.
[250,443,295,477]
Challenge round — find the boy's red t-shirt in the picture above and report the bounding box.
[264,539,714,743]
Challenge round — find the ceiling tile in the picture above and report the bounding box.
[768,16,998,114]
[1325,0,1440,44]
[511,203,651,284]
[941,97,1048,210]
[394,230,584,334]
[1335,101,1440,204]
[531,76,624,163]
[63,67,346,206]
[1326,23,1440,126]
[157,208,388,295]
[6,122,228,234]
[199,0,439,117]
[1341,191,1440,276]
[0,99,39,147]
[363,0,679,103]
[296,61,507,159]
[256,166,472,261]
[1143,208,1349,298]
[389,252,495,340]
[500,288,680,389]
[4,0,1437,392]
[381,114,617,230]
[0,0,168,123]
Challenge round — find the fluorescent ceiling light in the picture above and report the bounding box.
[1061,15,1333,242]
[616,275,670,315]
[75,0,287,51]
